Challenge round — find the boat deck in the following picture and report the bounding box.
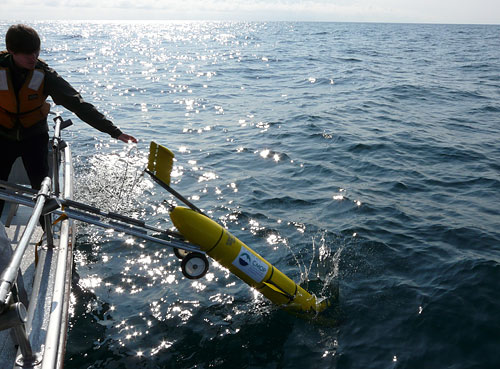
[0,202,43,364]
[0,200,67,367]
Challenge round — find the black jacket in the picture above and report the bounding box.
[0,51,122,141]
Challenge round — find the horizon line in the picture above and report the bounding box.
[1,19,499,26]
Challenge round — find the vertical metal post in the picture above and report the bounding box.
[14,323,41,367]
[13,324,32,359]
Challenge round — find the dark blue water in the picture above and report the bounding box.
[2,21,499,368]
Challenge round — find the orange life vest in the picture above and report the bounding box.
[0,66,50,129]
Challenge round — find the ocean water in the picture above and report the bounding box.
[1,21,499,368]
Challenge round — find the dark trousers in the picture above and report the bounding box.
[0,133,50,214]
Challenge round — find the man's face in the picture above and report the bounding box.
[10,49,40,70]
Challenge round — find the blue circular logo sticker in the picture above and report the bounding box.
[239,253,251,267]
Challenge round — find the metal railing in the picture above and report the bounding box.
[40,142,73,369]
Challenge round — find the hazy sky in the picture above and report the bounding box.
[1,0,499,24]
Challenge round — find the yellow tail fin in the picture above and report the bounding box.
[148,141,175,186]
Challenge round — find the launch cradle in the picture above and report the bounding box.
[147,142,330,314]
[0,138,330,319]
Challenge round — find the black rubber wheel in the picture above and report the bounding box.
[174,247,190,259]
[181,253,209,279]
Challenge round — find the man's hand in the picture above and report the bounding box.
[117,133,138,143]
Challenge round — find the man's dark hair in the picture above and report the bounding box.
[5,24,41,54]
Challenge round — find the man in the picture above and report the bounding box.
[0,24,137,212]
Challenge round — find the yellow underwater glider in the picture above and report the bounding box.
[146,142,330,314]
